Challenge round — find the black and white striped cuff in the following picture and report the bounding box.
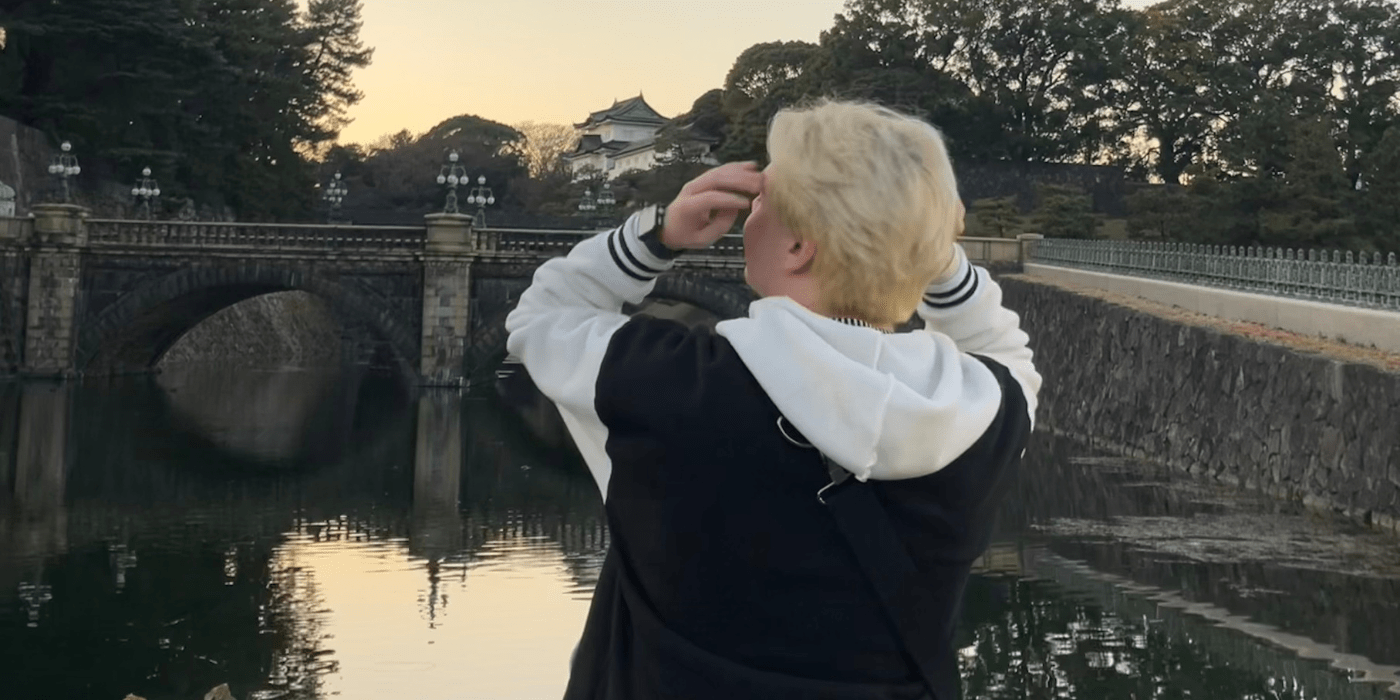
[606,213,675,282]
[922,249,978,309]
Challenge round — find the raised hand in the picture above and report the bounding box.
[660,162,764,251]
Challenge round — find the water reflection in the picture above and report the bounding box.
[156,366,361,465]
[1005,434,1400,680]
[0,370,605,700]
[1,371,1398,699]
[0,383,69,628]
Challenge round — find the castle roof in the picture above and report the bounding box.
[574,95,668,129]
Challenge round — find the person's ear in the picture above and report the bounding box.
[786,238,817,274]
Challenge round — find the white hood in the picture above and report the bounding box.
[716,297,1009,482]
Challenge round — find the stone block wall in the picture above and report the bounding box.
[22,250,82,377]
[0,251,26,373]
[420,259,472,386]
[156,291,346,370]
[1000,276,1400,531]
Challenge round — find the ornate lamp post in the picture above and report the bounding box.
[47,141,80,203]
[323,171,348,223]
[131,167,161,220]
[467,175,495,228]
[436,150,469,214]
[578,181,615,226]
[597,181,616,218]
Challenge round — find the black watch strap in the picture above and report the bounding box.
[637,204,682,260]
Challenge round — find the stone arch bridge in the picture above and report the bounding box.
[0,204,754,385]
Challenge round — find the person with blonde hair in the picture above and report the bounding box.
[507,98,1041,700]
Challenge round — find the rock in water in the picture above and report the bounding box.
[204,685,237,700]
[123,695,147,700]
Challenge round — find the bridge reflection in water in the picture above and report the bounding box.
[1,370,1398,699]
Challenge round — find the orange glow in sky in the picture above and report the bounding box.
[340,0,1160,146]
[340,0,848,144]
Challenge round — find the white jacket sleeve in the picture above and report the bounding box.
[917,244,1042,426]
[504,212,677,496]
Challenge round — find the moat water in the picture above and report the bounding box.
[1,367,1398,700]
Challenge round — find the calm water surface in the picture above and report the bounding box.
[1,367,1398,700]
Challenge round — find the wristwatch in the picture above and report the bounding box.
[637,204,683,260]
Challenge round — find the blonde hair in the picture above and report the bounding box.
[765,99,961,328]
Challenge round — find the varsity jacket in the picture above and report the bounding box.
[505,212,1042,700]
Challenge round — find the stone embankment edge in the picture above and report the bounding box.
[1024,263,1400,354]
[1000,274,1400,538]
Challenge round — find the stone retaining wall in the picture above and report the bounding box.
[157,291,345,370]
[0,251,25,373]
[1000,276,1400,533]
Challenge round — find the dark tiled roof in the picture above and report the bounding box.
[673,121,722,144]
[611,135,658,157]
[573,134,604,153]
[574,95,668,128]
[565,137,637,160]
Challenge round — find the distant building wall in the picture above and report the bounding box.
[615,150,656,173]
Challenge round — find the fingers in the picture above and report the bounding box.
[681,162,763,199]
[684,190,754,216]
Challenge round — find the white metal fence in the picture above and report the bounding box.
[1032,238,1400,312]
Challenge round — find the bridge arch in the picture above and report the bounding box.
[75,263,420,377]
[463,272,755,381]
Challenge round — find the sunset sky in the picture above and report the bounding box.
[339,0,1158,146]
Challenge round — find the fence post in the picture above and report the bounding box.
[1016,233,1043,269]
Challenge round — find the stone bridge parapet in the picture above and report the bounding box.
[0,206,749,385]
[0,206,1033,385]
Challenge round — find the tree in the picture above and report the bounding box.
[1296,0,1400,188]
[1126,185,1196,239]
[300,0,375,145]
[1358,125,1400,252]
[1107,5,1219,184]
[655,89,727,161]
[0,0,215,196]
[612,161,714,208]
[507,122,578,178]
[1256,118,1356,248]
[505,123,581,217]
[954,0,1133,162]
[969,197,1024,238]
[1033,184,1100,239]
[802,3,974,153]
[716,40,820,162]
[0,0,374,220]
[355,115,526,212]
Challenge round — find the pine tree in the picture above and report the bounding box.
[1257,119,1355,248]
[1357,125,1400,253]
[1033,185,1100,239]
[1126,185,1195,240]
[970,197,1024,238]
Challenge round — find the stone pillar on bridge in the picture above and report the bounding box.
[22,204,87,378]
[420,213,474,387]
